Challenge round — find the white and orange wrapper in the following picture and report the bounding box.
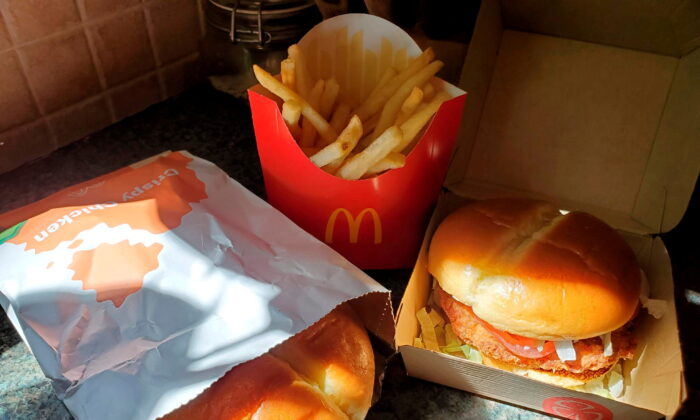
[0,151,392,420]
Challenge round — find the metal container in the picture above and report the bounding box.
[203,0,321,94]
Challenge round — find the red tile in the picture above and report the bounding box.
[0,121,53,174]
[0,15,12,50]
[48,95,111,147]
[21,30,102,113]
[148,0,200,64]
[162,55,201,97]
[90,9,155,87]
[81,0,140,21]
[0,51,39,132]
[110,73,162,120]
[3,0,81,44]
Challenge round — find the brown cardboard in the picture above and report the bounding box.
[398,0,696,418]
[447,2,700,235]
[499,0,700,57]
[398,193,683,419]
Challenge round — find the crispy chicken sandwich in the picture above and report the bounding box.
[429,198,640,386]
[163,303,374,420]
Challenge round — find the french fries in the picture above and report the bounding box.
[364,113,381,135]
[282,101,301,138]
[309,116,362,167]
[354,47,435,121]
[371,60,443,141]
[369,67,397,100]
[422,80,435,101]
[336,126,402,180]
[323,153,354,175]
[280,59,296,90]
[301,79,326,147]
[365,152,406,175]
[252,65,337,144]
[251,31,452,180]
[320,78,340,119]
[395,86,424,126]
[329,103,352,138]
[396,91,451,153]
[287,44,312,98]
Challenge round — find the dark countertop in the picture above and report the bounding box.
[0,85,697,419]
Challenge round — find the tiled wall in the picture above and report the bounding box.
[0,0,205,174]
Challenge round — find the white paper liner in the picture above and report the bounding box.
[297,13,464,107]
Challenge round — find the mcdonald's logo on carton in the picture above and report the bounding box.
[325,208,382,245]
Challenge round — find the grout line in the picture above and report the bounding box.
[163,51,201,70]
[143,1,168,100]
[1,50,204,150]
[45,93,106,122]
[143,2,163,67]
[0,3,56,148]
[0,6,11,54]
[3,3,145,53]
[157,52,202,98]
[197,0,207,39]
[0,0,201,154]
[75,0,117,123]
[45,54,198,123]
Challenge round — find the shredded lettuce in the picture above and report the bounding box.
[570,362,625,399]
[440,344,465,353]
[414,337,424,349]
[606,363,624,398]
[576,376,612,399]
[441,343,483,363]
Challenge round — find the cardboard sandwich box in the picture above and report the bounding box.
[395,0,699,418]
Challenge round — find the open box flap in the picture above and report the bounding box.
[397,192,685,418]
[499,0,700,57]
[399,346,664,420]
[446,0,700,235]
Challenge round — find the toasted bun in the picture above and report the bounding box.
[429,199,641,340]
[271,304,374,420]
[481,355,613,387]
[163,304,373,420]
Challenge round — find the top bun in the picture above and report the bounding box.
[162,303,374,420]
[428,198,641,341]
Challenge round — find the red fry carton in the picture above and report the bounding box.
[248,14,466,269]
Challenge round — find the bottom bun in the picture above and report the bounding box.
[482,355,613,388]
[162,303,373,420]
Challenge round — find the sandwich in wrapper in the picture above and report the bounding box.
[0,151,393,420]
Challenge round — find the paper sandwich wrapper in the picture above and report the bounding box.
[0,151,395,420]
[396,0,699,419]
[248,14,467,270]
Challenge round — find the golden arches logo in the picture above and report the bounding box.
[325,208,382,244]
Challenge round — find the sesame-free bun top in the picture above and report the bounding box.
[162,303,373,420]
[428,199,641,341]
